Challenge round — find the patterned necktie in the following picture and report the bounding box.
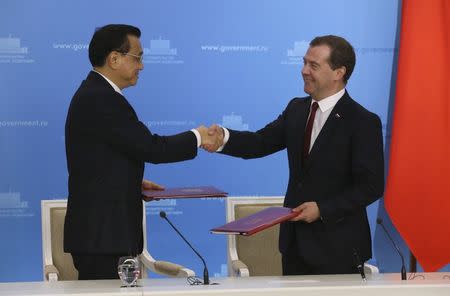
[302,102,319,162]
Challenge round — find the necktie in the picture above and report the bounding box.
[302,102,319,162]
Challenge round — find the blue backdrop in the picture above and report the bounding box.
[1,0,448,282]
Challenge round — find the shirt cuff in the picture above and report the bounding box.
[216,127,230,152]
[190,129,201,148]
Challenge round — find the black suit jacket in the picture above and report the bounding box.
[221,92,384,266]
[64,71,197,255]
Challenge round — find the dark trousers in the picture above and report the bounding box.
[71,254,124,280]
[281,235,359,275]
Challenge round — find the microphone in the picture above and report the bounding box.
[352,248,366,282]
[377,218,407,280]
[159,211,210,285]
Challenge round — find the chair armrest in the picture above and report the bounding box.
[231,260,250,277]
[364,263,379,274]
[154,261,195,277]
[44,264,60,281]
[140,250,195,277]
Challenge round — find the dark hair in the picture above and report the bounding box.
[310,35,355,83]
[88,24,141,67]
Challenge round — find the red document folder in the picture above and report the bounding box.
[142,186,227,201]
[210,207,299,236]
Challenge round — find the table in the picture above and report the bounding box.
[1,273,449,296]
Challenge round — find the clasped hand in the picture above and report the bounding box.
[195,124,224,152]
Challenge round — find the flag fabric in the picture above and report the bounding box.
[385,0,450,271]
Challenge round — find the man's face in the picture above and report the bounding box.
[116,35,144,89]
[301,45,341,100]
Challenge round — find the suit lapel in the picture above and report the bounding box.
[302,92,351,172]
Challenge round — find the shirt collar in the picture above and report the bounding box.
[312,88,345,112]
[93,70,123,95]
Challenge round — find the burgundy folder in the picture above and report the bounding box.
[210,207,299,236]
[142,186,227,201]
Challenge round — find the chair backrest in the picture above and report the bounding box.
[226,196,379,276]
[41,199,155,281]
[226,196,284,276]
[41,200,78,281]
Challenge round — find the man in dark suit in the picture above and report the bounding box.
[64,24,221,280]
[208,35,384,275]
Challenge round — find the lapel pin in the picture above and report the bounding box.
[335,113,341,118]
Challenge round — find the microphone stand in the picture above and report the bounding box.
[160,211,210,285]
[377,218,407,280]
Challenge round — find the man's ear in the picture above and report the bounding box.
[335,66,346,82]
[107,51,121,70]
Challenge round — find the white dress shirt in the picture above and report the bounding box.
[307,88,345,152]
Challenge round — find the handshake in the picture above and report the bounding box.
[195,124,224,153]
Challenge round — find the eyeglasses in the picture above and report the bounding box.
[121,52,144,63]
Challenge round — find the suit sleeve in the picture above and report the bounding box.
[317,113,385,223]
[221,101,293,159]
[82,92,197,164]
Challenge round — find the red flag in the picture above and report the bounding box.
[385,0,450,271]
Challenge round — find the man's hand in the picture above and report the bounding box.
[289,201,320,223]
[196,124,224,152]
[205,124,224,152]
[141,179,165,191]
[207,124,224,138]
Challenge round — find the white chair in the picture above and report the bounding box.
[226,196,379,277]
[41,199,195,281]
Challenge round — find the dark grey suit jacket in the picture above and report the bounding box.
[221,91,384,267]
[64,71,197,255]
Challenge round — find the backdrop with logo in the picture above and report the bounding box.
[1,0,448,282]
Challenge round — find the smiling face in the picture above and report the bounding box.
[114,35,144,89]
[301,45,345,101]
